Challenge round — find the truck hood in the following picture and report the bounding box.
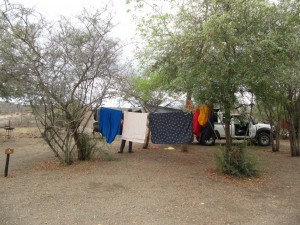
[256,123,271,129]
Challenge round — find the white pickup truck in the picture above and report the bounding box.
[203,113,272,146]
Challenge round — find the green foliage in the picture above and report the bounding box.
[77,133,97,160]
[77,133,116,161]
[130,74,161,102]
[129,0,282,108]
[128,0,300,153]
[215,144,258,177]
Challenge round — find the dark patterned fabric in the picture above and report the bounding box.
[149,112,194,144]
[201,111,215,141]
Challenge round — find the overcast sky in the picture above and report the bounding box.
[10,0,135,35]
[9,0,137,59]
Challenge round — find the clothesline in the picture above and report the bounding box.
[97,107,196,145]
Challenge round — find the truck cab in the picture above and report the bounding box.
[216,114,257,138]
[203,113,272,146]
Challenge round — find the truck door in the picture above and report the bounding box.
[230,117,235,136]
[249,121,257,138]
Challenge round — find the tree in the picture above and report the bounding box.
[0,1,29,100]
[249,0,300,156]
[118,70,185,109]
[278,0,300,156]
[129,0,300,158]
[245,3,285,152]
[128,0,275,149]
[127,0,300,176]
[0,2,121,164]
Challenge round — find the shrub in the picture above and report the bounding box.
[77,133,116,161]
[77,133,97,160]
[215,144,258,177]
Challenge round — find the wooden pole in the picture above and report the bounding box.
[4,148,14,177]
[4,154,10,177]
[181,144,188,152]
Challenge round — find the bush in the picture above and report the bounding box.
[77,133,97,160]
[215,144,258,177]
[77,133,115,161]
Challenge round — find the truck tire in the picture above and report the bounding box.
[257,132,270,146]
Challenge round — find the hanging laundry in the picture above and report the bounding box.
[198,105,211,126]
[193,108,202,137]
[149,111,194,144]
[99,107,123,144]
[201,110,215,142]
[122,111,148,143]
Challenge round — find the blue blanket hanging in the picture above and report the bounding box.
[99,107,123,144]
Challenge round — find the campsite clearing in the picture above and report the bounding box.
[0,127,299,225]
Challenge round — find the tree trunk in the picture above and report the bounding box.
[143,128,150,149]
[224,108,232,151]
[288,118,297,156]
[274,108,282,152]
[264,106,279,152]
[275,123,280,152]
[181,91,192,152]
[67,115,84,161]
[75,130,84,160]
[296,96,300,155]
[65,132,72,164]
[268,112,276,152]
[181,144,188,152]
[287,108,300,156]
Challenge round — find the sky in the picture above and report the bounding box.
[9,0,137,60]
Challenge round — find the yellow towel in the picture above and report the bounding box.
[198,105,211,126]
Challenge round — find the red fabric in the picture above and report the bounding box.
[193,109,202,137]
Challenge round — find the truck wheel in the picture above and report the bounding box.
[257,132,270,146]
[202,136,216,146]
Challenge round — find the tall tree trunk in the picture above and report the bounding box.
[143,128,150,149]
[268,109,276,152]
[224,108,232,151]
[181,91,192,152]
[288,116,297,156]
[275,123,280,152]
[66,112,83,161]
[296,96,300,155]
[286,94,300,157]
[270,111,279,152]
[75,130,83,160]
[274,107,282,152]
[264,106,279,152]
[142,104,150,149]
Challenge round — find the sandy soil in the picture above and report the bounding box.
[0,127,299,225]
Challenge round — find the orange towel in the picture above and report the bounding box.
[198,105,211,126]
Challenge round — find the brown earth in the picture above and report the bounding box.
[0,127,300,225]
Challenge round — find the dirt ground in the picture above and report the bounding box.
[0,127,300,225]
